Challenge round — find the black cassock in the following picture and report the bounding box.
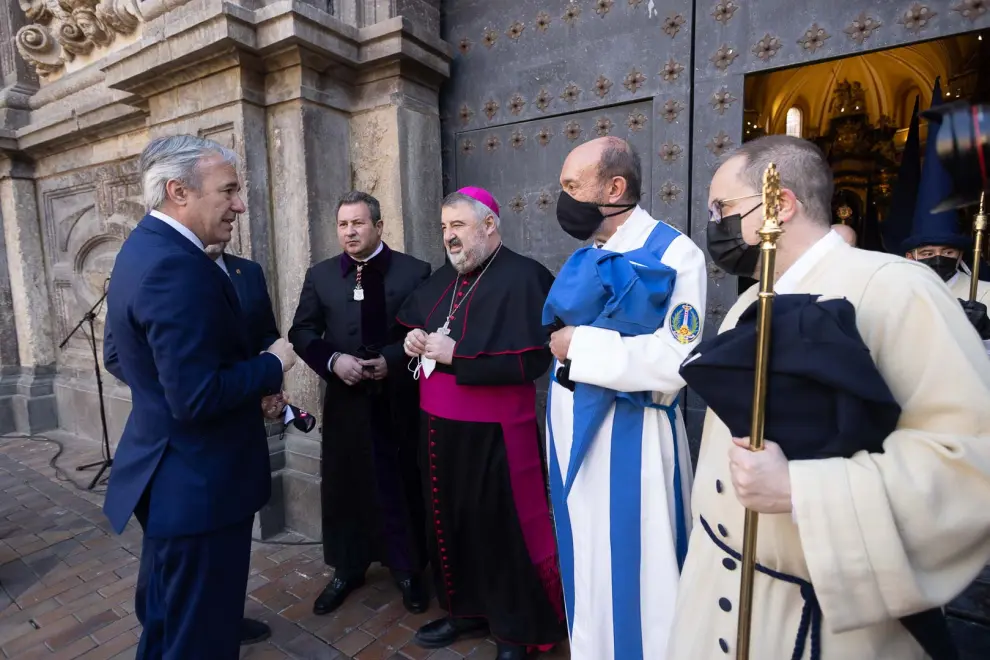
[397,246,566,647]
[288,244,430,580]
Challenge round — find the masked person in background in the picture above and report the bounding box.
[398,187,565,660]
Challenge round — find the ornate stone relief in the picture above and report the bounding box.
[16,0,142,79]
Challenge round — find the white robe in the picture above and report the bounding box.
[546,207,707,660]
[667,232,990,659]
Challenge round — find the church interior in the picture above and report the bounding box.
[743,29,989,261]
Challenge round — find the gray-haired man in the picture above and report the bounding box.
[103,135,296,659]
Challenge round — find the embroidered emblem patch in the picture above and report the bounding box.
[670,303,701,344]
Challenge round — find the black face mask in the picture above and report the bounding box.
[556,191,636,241]
[706,205,763,277]
[918,255,959,282]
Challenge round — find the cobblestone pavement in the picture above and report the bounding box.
[0,434,570,660]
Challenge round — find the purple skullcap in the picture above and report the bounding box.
[456,186,500,217]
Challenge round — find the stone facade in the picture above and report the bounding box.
[0,0,451,540]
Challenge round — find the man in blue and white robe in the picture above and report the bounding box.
[545,204,707,660]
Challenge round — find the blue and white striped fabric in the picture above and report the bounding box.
[545,208,704,660]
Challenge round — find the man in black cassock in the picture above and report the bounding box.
[288,191,431,616]
[399,187,565,660]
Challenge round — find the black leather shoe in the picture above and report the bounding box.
[396,574,429,614]
[313,576,365,615]
[495,642,529,660]
[413,616,488,649]
[240,618,271,645]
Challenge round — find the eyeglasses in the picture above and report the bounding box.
[709,193,762,224]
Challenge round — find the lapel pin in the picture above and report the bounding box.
[235,268,241,275]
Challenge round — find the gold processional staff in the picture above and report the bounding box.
[970,192,987,303]
[735,162,783,660]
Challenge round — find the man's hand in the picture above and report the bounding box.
[728,436,792,514]
[959,299,990,340]
[359,355,387,380]
[266,338,297,372]
[261,392,287,419]
[424,332,456,365]
[332,354,365,386]
[404,329,428,357]
[549,326,575,362]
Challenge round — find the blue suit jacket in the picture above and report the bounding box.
[102,215,283,538]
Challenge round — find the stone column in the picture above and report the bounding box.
[0,156,58,433]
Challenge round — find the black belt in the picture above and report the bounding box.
[699,516,957,660]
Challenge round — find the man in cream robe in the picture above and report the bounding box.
[669,135,990,659]
[546,137,706,660]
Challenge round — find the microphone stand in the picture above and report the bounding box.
[60,281,112,490]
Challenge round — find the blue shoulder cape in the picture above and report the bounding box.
[542,221,679,495]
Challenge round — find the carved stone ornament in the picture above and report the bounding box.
[898,4,936,32]
[506,21,525,40]
[798,23,832,53]
[712,1,738,24]
[595,117,614,136]
[660,182,682,205]
[661,58,685,82]
[594,75,613,98]
[661,99,685,123]
[626,111,647,131]
[563,3,582,24]
[535,88,553,111]
[16,0,142,79]
[485,135,500,152]
[623,68,647,93]
[659,142,683,163]
[663,13,686,37]
[536,191,554,211]
[753,33,782,61]
[707,130,734,157]
[952,0,987,22]
[711,87,737,115]
[595,0,615,18]
[482,99,498,120]
[564,121,584,141]
[844,12,882,44]
[510,130,526,148]
[508,195,526,213]
[536,11,552,31]
[508,93,527,115]
[561,84,581,104]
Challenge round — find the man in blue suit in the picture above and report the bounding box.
[103,135,296,659]
[104,237,285,647]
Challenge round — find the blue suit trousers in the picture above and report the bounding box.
[134,516,252,660]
